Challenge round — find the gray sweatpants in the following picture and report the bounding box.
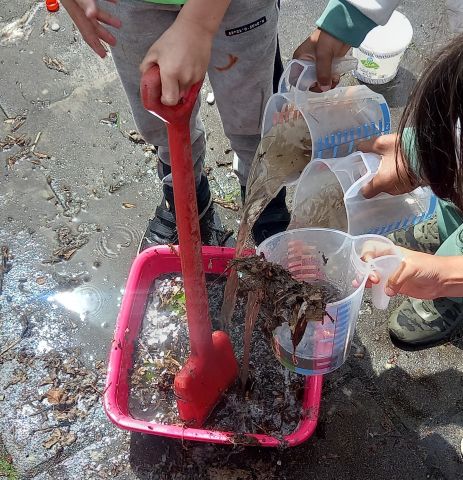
[109,0,279,187]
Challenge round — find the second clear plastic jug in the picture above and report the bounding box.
[290,151,437,236]
[257,228,402,375]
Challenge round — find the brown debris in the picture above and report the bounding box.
[213,197,240,211]
[43,429,76,449]
[232,254,337,349]
[6,147,31,168]
[0,133,30,149]
[5,369,27,388]
[0,338,21,359]
[33,152,50,159]
[216,156,232,167]
[99,112,119,126]
[51,223,98,261]
[0,245,12,295]
[240,289,263,389]
[35,353,107,431]
[46,388,66,405]
[42,55,69,74]
[3,114,26,132]
[52,226,87,260]
[122,129,145,144]
[108,180,125,193]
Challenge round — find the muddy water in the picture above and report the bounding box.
[289,170,348,231]
[219,110,312,381]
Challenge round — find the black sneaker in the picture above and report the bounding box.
[138,175,233,252]
[241,186,291,246]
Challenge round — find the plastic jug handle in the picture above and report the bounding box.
[344,152,382,199]
[278,56,358,93]
[370,255,403,310]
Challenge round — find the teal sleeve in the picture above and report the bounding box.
[401,127,419,176]
[316,0,377,47]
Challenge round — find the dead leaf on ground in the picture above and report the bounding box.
[42,55,69,74]
[42,429,76,449]
[122,129,145,144]
[53,247,78,260]
[43,430,61,449]
[99,112,119,126]
[213,198,240,211]
[142,144,156,153]
[216,157,233,167]
[39,376,54,386]
[122,203,136,209]
[36,276,46,285]
[109,181,125,193]
[6,369,27,388]
[34,152,50,159]
[4,115,26,132]
[6,147,31,168]
[46,387,65,405]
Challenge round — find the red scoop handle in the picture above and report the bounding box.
[140,65,203,124]
[140,64,212,357]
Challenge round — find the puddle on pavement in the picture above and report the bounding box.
[0,225,126,360]
[47,284,105,321]
[95,223,141,259]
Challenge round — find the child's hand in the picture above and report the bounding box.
[61,0,121,58]
[293,29,350,92]
[363,248,454,300]
[140,18,213,106]
[357,134,420,198]
[73,0,116,19]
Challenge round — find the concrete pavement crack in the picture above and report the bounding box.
[0,101,10,119]
[24,436,101,479]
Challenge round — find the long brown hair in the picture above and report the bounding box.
[398,33,463,211]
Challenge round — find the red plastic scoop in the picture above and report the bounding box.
[140,67,238,427]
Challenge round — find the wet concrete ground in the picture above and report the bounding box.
[0,0,462,479]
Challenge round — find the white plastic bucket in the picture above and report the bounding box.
[353,11,413,84]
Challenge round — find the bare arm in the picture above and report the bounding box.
[140,0,232,105]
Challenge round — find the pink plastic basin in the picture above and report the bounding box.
[104,245,323,447]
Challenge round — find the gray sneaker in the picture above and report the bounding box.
[389,297,463,349]
[387,216,440,254]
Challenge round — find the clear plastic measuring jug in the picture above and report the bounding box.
[289,151,437,236]
[262,58,391,164]
[257,228,402,375]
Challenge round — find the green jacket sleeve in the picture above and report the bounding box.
[401,127,419,176]
[316,0,377,47]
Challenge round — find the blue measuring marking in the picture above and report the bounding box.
[393,219,403,230]
[364,193,436,236]
[426,194,438,217]
[331,302,351,335]
[313,103,391,159]
[380,102,391,133]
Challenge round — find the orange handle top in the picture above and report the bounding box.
[140,65,203,125]
[46,0,60,12]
